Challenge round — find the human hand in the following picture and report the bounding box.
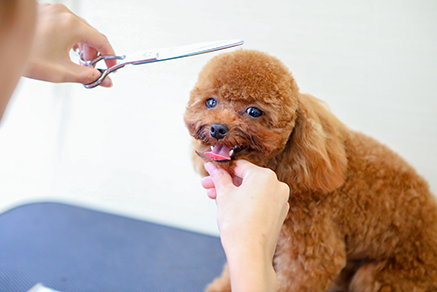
[202,160,290,292]
[23,3,116,87]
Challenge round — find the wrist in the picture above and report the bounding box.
[223,239,277,292]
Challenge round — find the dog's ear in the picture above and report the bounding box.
[281,94,347,194]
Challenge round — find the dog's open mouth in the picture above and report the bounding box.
[204,144,234,161]
[197,144,246,163]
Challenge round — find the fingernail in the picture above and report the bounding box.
[205,162,217,176]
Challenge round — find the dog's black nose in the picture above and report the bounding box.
[210,123,229,140]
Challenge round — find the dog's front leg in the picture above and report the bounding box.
[274,216,347,292]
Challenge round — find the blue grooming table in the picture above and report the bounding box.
[0,202,226,292]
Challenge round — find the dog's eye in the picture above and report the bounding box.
[246,107,263,118]
[205,98,218,109]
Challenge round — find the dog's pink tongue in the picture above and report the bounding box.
[205,144,232,161]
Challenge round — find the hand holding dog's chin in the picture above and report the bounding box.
[202,160,289,292]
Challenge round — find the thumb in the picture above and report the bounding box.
[66,63,112,87]
[205,163,234,193]
[231,159,258,179]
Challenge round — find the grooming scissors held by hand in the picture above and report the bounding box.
[74,39,244,89]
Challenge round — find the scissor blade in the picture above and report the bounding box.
[122,39,243,65]
[157,39,244,61]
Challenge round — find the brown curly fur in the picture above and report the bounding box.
[184,49,437,292]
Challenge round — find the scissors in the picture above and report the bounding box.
[74,39,244,89]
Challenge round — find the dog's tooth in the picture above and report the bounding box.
[211,146,214,151]
[229,149,234,157]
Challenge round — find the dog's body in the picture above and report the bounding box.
[184,50,437,291]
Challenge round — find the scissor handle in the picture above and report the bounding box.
[73,49,126,88]
[82,54,159,89]
[83,60,134,88]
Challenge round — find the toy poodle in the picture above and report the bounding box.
[184,49,437,291]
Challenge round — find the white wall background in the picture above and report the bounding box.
[0,0,436,236]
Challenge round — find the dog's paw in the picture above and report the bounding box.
[204,278,232,292]
[349,263,381,292]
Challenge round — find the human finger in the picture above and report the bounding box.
[231,159,263,181]
[206,188,217,200]
[201,176,215,189]
[81,43,117,69]
[74,14,117,68]
[66,62,113,87]
[201,176,217,199]
[76,25,116,67]
[204,163,234,194]
[81,43,98,63]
